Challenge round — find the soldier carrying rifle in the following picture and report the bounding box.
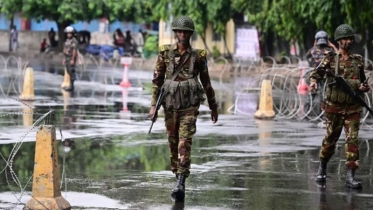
[309,24,371,189]
[148,16,218,201]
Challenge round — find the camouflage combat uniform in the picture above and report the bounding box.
[63,37,79,82]
[303,32,334,117]
[151,44,218,177]
[306,45,335,68]
[310,51,365,169]
[310,24,367,189]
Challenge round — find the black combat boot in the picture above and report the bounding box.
[171,174,186,202]
[345,169,362,189]
[316,162,327,182]
[64,79,75,91]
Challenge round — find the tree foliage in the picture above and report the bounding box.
[233,0,373,41]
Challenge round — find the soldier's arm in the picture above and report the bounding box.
[355,55,367,83]
[71,40,78,61]
[309,53,331,83]
[198,50,218,110]
[151,47,167,106]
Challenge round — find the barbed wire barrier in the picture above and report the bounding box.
[76,53,147,87]
[216,56,373,127]
[1,53,372,126]
[0,95,69,209]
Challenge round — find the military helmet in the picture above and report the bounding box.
[334,24,355,41]
[315,31,328,45]
[64,26,74,33]
[172,16,195,32]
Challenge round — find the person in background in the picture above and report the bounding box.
[10,25,18,52]
[113,28,125,48]
[62,26,79,92]
[40,38,48,53]
[48,28,58,48]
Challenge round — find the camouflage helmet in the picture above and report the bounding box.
[334,24,355,41]
[172,16,195,32]
[315,31,328,45]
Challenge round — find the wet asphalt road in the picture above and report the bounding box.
[0,60,373,209]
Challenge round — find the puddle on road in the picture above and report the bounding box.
[1,129,373,209]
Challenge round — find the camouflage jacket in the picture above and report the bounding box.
[151,44,218,110]
[306,45,334,68]
[309,52,366,114]
[63,38,79,60]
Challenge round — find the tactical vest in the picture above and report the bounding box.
[310,46,333,68]
[324,54,364,104]
[161,45,206,110]
[63,38,78,59]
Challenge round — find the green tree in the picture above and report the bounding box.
[106,0,152,23]
[206,0,234,58]
[232,0,373,56]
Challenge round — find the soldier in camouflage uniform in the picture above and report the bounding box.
[62,26,79,91]
[148,16,218,201]
[309,24,370,189]
[306,31,337,68]
[304,31,337,116]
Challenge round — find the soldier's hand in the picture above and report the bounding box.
[70,60,75,65]
[309,82,318,94]
[359,83,370,92]
[149,106,157,122]
[62,60,65,65]
[327,40,335,48]
[211,108,218,124]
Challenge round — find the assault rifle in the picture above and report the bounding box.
[148,47,192,134]
[148,88,165,134]
[326,69,373,115]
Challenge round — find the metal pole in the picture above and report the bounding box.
[365,30,369,67]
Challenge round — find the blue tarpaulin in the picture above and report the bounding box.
[86,44,125,61]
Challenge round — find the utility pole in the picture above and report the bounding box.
[9,14,14,51]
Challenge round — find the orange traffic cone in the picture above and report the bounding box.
[119,63,131,88]
[119,88,131,119]
[121,88,129,112]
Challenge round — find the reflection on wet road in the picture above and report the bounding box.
[0,66,373,209]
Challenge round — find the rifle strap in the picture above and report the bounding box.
[188,51,197,79]
[169,44,175,75]
[163,46,192,93]
[335,53,339,75]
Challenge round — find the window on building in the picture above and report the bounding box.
[192,33,197,41]
[212,32,221,41]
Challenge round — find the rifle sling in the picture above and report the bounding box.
[335,53,339,75]
[162,49,192,95]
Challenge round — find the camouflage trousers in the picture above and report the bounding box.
[319,112,360,169]
[164,107,199,177]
